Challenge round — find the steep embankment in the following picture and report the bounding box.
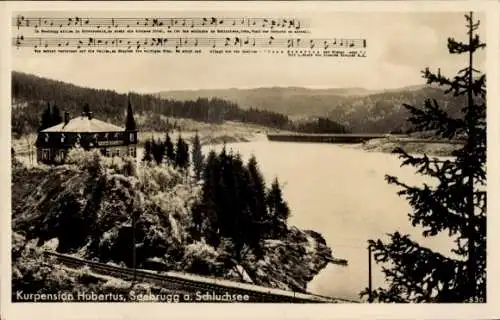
[12,150,334,294]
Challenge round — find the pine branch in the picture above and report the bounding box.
[448,36,485,55]
[391,147,455,178]
[365,233,464,302]
[403,100,465,139]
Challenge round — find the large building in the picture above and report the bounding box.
[36,102,138,165]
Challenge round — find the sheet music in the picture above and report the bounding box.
[12,13,367,57]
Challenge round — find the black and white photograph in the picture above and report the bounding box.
[1,1,498,319]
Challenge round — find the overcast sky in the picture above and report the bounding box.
[11,10,486,93]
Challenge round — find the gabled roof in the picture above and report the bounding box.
[40,115,125,133]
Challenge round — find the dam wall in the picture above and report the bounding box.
[266,133,392,144]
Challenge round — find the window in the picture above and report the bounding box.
[129,146,136,157]
[104,148,111,157]
[112,148,120,157]
[41,148,50,160]
[130,133,134,142]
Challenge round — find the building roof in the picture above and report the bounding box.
[40,115,126,133]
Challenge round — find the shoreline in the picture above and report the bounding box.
[355,137,462,157]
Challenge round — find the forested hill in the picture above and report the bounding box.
[12,71,464,136]
[159,85,464,133]
[11,71,292,135]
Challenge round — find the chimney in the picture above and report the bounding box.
[88,112,93,120]
[64,112,70,125]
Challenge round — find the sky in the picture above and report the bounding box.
[11,10,486,94]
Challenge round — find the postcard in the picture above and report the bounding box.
[1,1,499,319]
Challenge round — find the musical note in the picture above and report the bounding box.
[12,16,309,31]
[15,35,23,48]
[12,36,367,51]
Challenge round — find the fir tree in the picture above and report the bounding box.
[362,12,486,303]
[39,102,52,131]
[265,177,290,238]
[151,139,165,164]
[191,132,204,180]
[164,132,175,164]
[247,155,269,248]
[175,136,190,169]
[125,96,136,131]
[142,139,152,163]
[83,103,90,115]
[195,150,221,246]
[51,104,63,126]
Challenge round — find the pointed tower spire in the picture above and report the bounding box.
[125,93,136,131]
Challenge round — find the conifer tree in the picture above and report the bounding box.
[194,149,221,246]
[151,139,165,164]
[175,136,190,169]
[164,132,175,164]
[142,139,152,163]
[362,12,486,303]
[39,103,52,131]
[83,103,90,115]
[51,104,63,126]
[266,177,290,238]
[191,132,204,180]
[247,155,269,244]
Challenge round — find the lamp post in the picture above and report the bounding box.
[132,208,137,284]
[131,193,142,285]
[368,244,373,303]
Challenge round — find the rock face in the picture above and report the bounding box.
[240,227,334,292]
[12,151,335,294]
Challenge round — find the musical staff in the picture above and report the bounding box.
[13,15,306,30]
[13,35,367,50]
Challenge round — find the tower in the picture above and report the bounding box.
[125,94,138,158]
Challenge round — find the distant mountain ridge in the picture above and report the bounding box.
[158,83,460,133]
[158,85,429,98]
[12,71,462,134]
[159,86,378,99]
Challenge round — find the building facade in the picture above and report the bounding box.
[36,107,138,165]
